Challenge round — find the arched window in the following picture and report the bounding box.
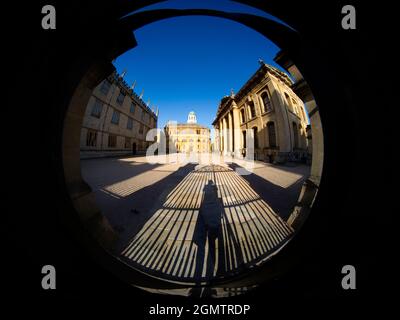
[248,101,256,119]
[293,122,299,148]
[267,122,277,147]
[240,108,245,123]
[299,104,307,122]
[291,98,299,115]
[261,91,272,112]
[285,92,294,113]
[252,126,259,149]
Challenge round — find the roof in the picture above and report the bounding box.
[213,62,293,124]
[108,71,158,119]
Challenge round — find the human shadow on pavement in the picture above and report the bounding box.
[189,178,244,298]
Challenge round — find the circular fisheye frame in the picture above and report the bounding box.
[62,3,323,298]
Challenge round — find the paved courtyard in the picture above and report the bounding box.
[81,153,310,284]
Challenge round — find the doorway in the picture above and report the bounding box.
[132,142,137,155]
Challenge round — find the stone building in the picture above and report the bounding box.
[164,112,211,153]
[274,50,323,172]
[80,71,158,158]
[212,61,309,164]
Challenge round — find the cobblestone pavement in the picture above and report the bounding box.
[81,153,310,283]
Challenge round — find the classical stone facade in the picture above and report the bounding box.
[164,112,211,153]
[212,62,309,164]
[80,71,158,158]
[274,50,323,175]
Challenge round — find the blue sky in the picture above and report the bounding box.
[113,13,284,130]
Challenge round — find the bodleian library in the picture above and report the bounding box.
[80,71,158,159]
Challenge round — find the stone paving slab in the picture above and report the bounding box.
[81,154,310,283]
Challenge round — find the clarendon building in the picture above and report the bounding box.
[212,61,310,164]
[164,112,211,153]
[80,71,158,158]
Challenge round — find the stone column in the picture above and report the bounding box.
[223,116,228,156]
[306,100,323,185]
[228,112,233,155]
[219,119,224,154]
[232,103,241,158]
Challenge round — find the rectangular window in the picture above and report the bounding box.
[139,123,144,134]
[141,109,145,121]
[86,130,97,147]
[196,129,200,135]
[111,110,120,124]
[108,134,117,148]
[116,91,125,105]
[100,80,111,95]
[240,109,245,123]
[130,102,136,114]
[249,102,256,119]
[127,117,133,130]
[91,99,103,118]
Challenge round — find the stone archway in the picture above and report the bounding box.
[60,3,325,291]
[63,60,119,250]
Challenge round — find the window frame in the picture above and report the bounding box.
[248,101,256,119]
[90,98,103,118]
[100,80,111,95]
[260,90,273,113]
[111,109,120,125]
[116,90,125,105]
[130,102,136,114]
[86,130,97,147]
[127,117,133,130]
[240,108,246,123]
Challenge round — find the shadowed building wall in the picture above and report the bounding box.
[80,70,158,159]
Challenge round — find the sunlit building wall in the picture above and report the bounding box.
[164,112,211,153]
[213,62,309,163]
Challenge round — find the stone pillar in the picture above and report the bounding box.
[223,116,228,156]
[219,119,223,153]
[214,126,219,153]
[232,104,241,158]
[228,112,233,155]
[305,100,323,185]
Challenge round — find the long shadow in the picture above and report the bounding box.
[228,162,306,220]
[81,157,164,189]
[189,173,245,297]
[111,163,197,251]
[117,163,293,289]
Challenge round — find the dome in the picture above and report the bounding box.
[187,111,197,124]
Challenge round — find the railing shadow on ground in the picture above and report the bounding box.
[228,162,307,220]
[119,164,293,292]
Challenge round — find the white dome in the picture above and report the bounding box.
[187,111,197,124]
